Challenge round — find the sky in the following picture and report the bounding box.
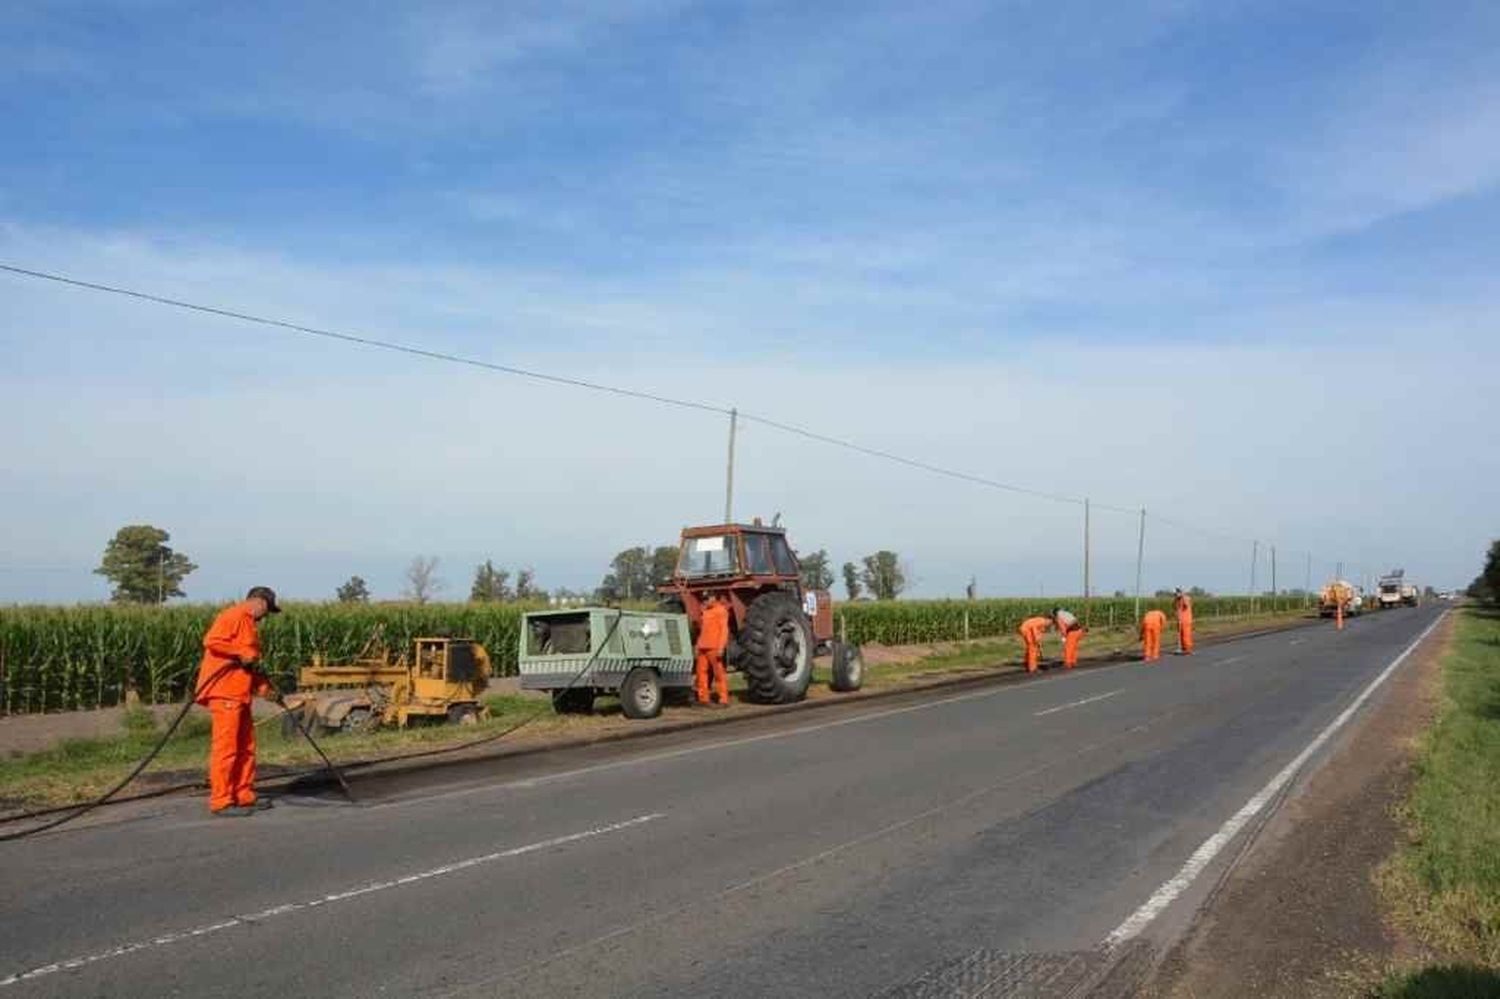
[2,0,1497,604]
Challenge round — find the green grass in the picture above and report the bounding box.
[1376,606,1500,991]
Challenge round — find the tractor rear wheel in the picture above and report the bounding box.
[739,592,813,704]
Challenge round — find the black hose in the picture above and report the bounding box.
[2,613,628,838]
[0,662,240,842]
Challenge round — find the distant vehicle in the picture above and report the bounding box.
[1377,571,1404,610]
[1400,584,1419,607]
[1319,580,1363,618]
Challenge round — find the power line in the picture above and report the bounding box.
[0,261,1337,560]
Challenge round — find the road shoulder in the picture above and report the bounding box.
[1141,611,1452,998]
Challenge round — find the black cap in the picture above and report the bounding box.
[246,586,281,614]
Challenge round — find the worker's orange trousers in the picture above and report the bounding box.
[1141,626,1162,662]
[1062,628,1083,668]
[1177,618,1194,655]
[694,650,728,704]
[207,698,257,812]
[1021,632,1043,672]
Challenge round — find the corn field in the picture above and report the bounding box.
[0,596,1295,714]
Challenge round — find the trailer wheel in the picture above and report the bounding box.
[739,592,813,704]
[619,667,663,720]
[830,642,865,692]
[551,688,595,715]
[342,706,378,733]
[446,704,479,726]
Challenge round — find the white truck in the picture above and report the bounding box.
[1377,571,1405,610]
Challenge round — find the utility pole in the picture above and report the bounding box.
[1271,545,1277,612]
[1134,507,1146,624]
[1250,540,1259,612]
[1083,498,1092,625]
[1305,551,1312,607]
[723,407,738,525]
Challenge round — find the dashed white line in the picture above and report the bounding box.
[1102,611,1447,950]
[1034,689,1124,717]
[1213,655,1247,666]
[1288,639,1305,646]
[0,813,664,989]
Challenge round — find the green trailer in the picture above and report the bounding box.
[518,607,694,719]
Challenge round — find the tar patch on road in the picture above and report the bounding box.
[878,943,1154,998]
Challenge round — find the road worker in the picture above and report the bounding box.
[1174,588,1195,655]
[1052,607,1086,669]
[695,593,731,707]
[1018,615,1052,673]
[1140,609,1167,662]
[195,586,281,817]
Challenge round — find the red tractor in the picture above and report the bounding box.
[659,520,864,703]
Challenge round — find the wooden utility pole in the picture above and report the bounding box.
[1083,498,1092,625]
[724,407,738,524]
[1134,507,1146,623]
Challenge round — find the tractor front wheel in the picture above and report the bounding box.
[739,592,813,704]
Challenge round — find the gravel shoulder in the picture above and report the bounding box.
[1140,610,1453,998]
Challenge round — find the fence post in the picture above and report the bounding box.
[963,609,970,642]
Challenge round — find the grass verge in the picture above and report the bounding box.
[0,606,1315,811]
[1375,605,1500,995]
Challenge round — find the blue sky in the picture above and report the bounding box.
[2,1,1496,603]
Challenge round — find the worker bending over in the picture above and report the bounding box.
[196,586,282,817]
[1140,609,1167,662]
[1018,615,1052,673]
[1053,607,1085,669]
[695,593,731,707]
[1174,588,1194,655]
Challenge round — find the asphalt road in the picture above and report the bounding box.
[0,604,1448,998]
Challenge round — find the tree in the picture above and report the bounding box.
[598,547,653,602]
[336,576,370,603]
[842,562,862,601]
[404,556,443,604]
[860,551,907,601]
[94,525,197,604]
[651,546,679,587]
[515,566,541,602]
[966,577,978,601]
[1481,539,1500,604]
[798,549,835,591]
[470,560,511,603]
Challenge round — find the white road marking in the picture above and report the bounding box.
[1102,611,1447,950]
[1288,639,1305,646]
[1213,655,1247,666]
[0,813,663,989]
[1034,689,1124,717]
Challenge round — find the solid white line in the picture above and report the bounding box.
[1102,611,1446,950]
[1034,689,1123,717]
[0,813,663,989]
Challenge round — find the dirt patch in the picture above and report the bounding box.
[1142,614,1453,998]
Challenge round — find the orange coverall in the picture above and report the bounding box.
[1140,609,1167,662]
[1018,616,1052,673]
[1174,593,1194,655]
[1055,610,1084,668]
[695,600,731,705]
[196,602,272,812]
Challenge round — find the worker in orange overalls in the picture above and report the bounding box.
[1053,607,1085,669]
[695,593,731,707]
[1140,609,1167,662]
[1018,615,1052,673]
[196,586,282,817]
[1174,588,1194,655]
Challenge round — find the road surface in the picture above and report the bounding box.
[0,605,1447,997]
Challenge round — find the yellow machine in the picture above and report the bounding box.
[282,637,491,734]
